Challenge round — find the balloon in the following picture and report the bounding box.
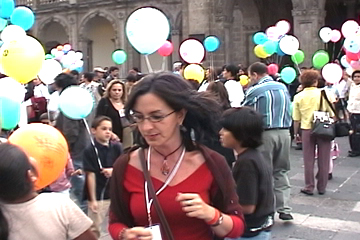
[112,49,127,64]
[179,39,205,64]
[59,86,94,120]
[74,60,84,68]
[344,35,360,53]
[126,7,170,55]
[350,60,360,70]
[331,29,341,43]
[0,24,26,42]
[0,17,7,31]
[0,96,20,130]
[266,26,281,41]
[38,59,63,85]
[267,64,279,75]
[279,35,300,55]
[0,77,25,103]
[204,36,220,52]
[54,50,64,61]
[8,123,68,190]
[263,40,277,55]
[157,40,173,56]
[0,0,15,19]
[346,67,354,76]
[45,54,54,60]
[75,51,83,60]
[340,55,351,68]
[57,45,63,51]
[253,32,268,45]
[276,44,286,56]
[50,48,57,56]
[276,20,291,35]
[10,6,35,31]
[312,50,329,69]
[322,63,343,84]
[0,36,45,84]
[254,45,268,58]
[319,27,332,43]
[183,64,205,82]
[341,20,359,38]
[346,49,360,61]
[239,75,249,86]
[280,67,297,84]
[291,50,305,64]
[63,44,71,52]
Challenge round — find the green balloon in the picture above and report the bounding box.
[263,40,277,55]
[312,50,329,69]
[45,54,54,60]
[291,50,305,64]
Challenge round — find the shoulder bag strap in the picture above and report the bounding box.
[138,148,175,240]
[319,90,324,111]
[321,90,339,120]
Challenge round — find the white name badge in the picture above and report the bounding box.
[146,224,163,240]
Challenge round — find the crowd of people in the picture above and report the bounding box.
[0,60,358,240]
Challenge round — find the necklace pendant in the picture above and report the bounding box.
[161,160,170,176]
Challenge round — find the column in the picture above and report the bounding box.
[344,0,356,19]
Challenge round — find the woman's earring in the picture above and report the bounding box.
[180,125,187,133]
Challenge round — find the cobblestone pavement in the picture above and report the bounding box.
[100,137,360,240]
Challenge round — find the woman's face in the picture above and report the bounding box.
[132,93,185,147]
[109,83,123,100]
[219,128,239,149]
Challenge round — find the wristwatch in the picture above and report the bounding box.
[211,213,224,227]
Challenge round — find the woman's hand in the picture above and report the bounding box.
[121,227,152,240]
[111,132,121,142]
[175,193,216,222]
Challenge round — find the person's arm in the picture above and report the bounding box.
[293,120,301,139]
[96,98,106,117]
[86,172,98,213]
[62,117,80,148]
[73,229,97,240]
[241,205,256,214]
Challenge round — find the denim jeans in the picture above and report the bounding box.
[226,230,271,240]
[70,160,87,213]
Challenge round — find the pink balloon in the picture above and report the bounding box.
[351,60,360,70]
[267,64,279,75]
[157,40,173,57]
[330,30,341,43]
[266,26,281,41]
[346,50,360,61]
[179,39,205,64]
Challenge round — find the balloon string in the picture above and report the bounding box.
[335,39,345,61]
[161,56,166,71]
[83,118,103,169]
[210,52,214,81]
[144,55,153,73]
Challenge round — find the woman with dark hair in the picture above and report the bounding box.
[0,143,96,240]
[293,70,335,195]
[96,79,133,150]
[219,108,274,240]
[207,81,231,111]
[108,73,245,240]
[198,67,218,92]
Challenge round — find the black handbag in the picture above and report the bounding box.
[311,90,336,140]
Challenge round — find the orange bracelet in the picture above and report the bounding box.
[206,209,220,225]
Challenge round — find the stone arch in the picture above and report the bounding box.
[37,15,70,41]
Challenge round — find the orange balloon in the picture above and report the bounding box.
[8,123,69,190]
[57,45,64,51]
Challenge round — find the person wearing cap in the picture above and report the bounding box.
[94,67,107,97]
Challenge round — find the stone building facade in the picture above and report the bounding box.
[16,0,359,75]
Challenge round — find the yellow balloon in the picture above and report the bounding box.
[239,75,249,86]
[1,36,45,84]
[184,64,205,82]
[254,45,268,59]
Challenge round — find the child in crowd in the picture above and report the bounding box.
[83,116,122,238]
[0,143,96,240]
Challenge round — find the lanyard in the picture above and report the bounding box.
[144,146,185,226]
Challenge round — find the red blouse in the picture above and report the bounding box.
[108,162,243,240]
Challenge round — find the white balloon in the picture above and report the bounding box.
[38,59,63,85]
[126,7,170,55]
[346,67,354,76]
[276,20,291,35]
[322,63,343,84]
[50,48,57,56]
[279,35,300,55]
[0,25,26,43]
[75,52,83,60]
[266,26,281,41]
[0,77,26,103]
[342,20,359,38]
[319,27,332,43]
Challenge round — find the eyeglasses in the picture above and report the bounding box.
[131,111,176,123]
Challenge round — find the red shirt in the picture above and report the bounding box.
[126,163,213,240]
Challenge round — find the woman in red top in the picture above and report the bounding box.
[109,73,245,240]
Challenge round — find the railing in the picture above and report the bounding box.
[15,0,34,7]
[15,0,69,8]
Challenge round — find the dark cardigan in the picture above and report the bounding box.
[109,144,244,239]
[96,97,123,140]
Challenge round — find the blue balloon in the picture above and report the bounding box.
[10,6,35,31]
[344,35,360,53]
[0,17,7,31]
[112,50,127,64]
[59,86,94,120]
[276,44,286,56]
[0,0,15,19]
[280,67,297,84]
[253,32,268,45]
[0,40,3,47]
[0,96,20,130]
[204,36,220,52]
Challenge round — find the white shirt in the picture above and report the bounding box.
[1,193,92,240]
[224,80,244,107]
[335,79,350,99]
[198,80,209,92]
[34,84,50,99]
[347,82,360,114]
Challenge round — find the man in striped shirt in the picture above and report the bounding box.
[243,62,293,221]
